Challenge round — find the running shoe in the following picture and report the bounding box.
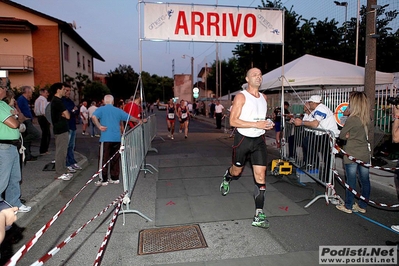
[252,212,269,229]
[108,179,120,184]
[171,135,174,139]
[220,170,231,196]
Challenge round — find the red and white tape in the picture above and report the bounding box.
[93,196,124,266]
[334,144,399,208]
[6,149,122,266]
[30,192,126,266]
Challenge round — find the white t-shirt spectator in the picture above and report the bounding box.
[312,103,340,137]
[215,104,224,114]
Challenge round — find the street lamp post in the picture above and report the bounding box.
[334,1,348,35]
[182,54,194,102]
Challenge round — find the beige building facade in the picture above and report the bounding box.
[0,0,104,90]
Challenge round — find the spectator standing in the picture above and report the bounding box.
[80,101,89,135]
[62,85,82,172]
[219,68,274,229]
[187,101,193,116]
[193,101,197,116]
[0,84,31,212]
[123,95,142,129]
[273,101,290,148]
[92,94,145,186]
[294,95,339,170]
[3,90,29,205]
[88,101,99,137]
[214,100,225,129]
[50,82,73,181]
[209,100,215,118]
[391,104,399,232]
[17,86,40,161]
[336,92,371,214]
[288,102,313,160]
[34,88,50,155]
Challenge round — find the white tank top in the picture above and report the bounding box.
[237,90,267,137]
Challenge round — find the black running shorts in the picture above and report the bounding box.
[232,131,268,167]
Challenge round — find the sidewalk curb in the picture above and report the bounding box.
[16,152,89,228]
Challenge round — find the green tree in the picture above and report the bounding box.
[230,0,399,84]
[106,64,139,101]
[64,72,90,103]
[206,57,243,98]
[106,65,174,104]
[82,81,110,103]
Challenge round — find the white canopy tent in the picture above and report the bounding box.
[259,54,394,90]
[221,54,394,100]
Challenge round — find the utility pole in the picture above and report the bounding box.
[216,43,219,99]
[355,0,360,65]
[205,63,208,116]
[364,0,378,153]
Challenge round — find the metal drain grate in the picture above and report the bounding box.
[138,224,207,255]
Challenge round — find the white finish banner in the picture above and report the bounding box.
[143,3,283,44]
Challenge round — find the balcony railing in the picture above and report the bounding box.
[0,54,34,71]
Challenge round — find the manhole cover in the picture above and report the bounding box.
[138,224,207,255]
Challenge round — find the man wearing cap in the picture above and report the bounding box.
[295,95,339,136]
[294,95,339,173]
[273,101,291,148]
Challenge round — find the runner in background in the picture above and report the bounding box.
[157,98,176,140]
[177,100,190,139]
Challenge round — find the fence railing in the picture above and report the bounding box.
[119,115,158,222]
[264,84,399,135]
[282,122,339,207]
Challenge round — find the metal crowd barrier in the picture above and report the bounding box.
[282,122,339,207]
[118,115,159,222]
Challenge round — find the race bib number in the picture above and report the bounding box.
[182,113,188,119]
[168,113,175,119]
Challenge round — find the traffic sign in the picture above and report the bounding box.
[334,102,349,127]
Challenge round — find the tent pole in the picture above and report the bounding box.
[280,10,286,159]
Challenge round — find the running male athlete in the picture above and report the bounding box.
[219,67,274,229]
[157,98,176,139]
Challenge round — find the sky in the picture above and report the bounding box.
[11,0,398,78]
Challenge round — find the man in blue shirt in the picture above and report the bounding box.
[91,94,145,186]
[17,86,40,161]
